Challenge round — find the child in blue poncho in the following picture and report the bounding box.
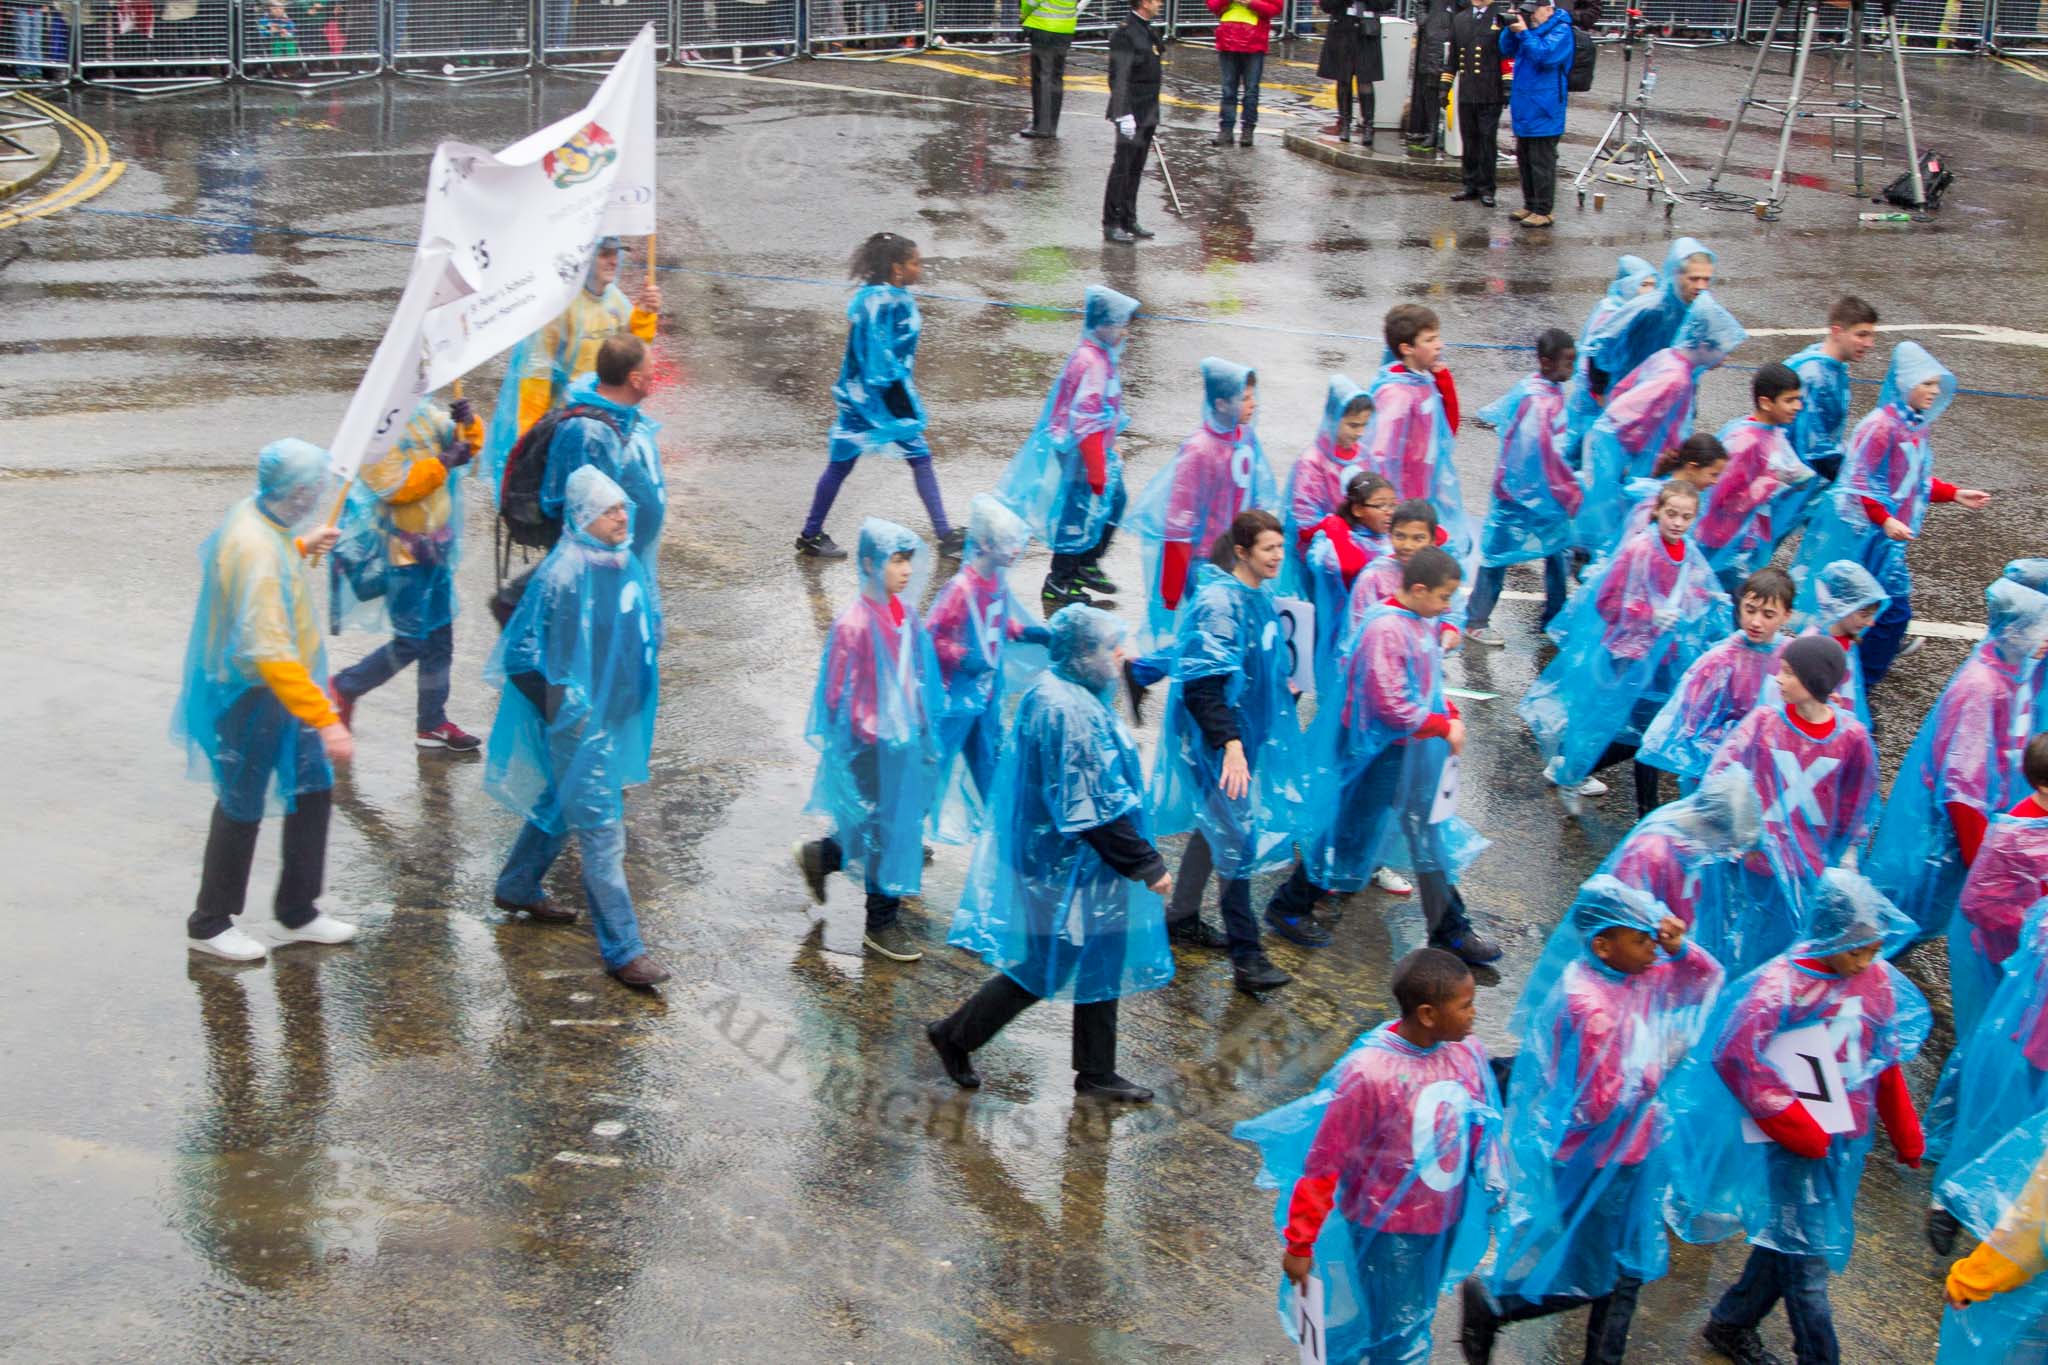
[1466,327,1581,646]
[1785,296,1880,488]
[486,467,667,989]
[795,233,961,561]
[929,605,1173,1105]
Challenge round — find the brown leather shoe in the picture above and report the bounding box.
[495,893,577,924]
[609,954,672,988]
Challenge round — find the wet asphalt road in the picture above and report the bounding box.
[5,39,2048,1364]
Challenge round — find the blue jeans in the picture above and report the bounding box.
[496,819,646,969]
[1467,555,1569,630]
[334,624,453,730]
[1711,1246,1837,1365]
[1858,589,1912,689]
[1217,50,1265,133]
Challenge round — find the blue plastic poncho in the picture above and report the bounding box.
[1664,871,1932,1269]
[1793,341,1959,616]
[2006,558,2048,801]
[1148,563,1310,879]
[1582,238,1717,412]
[1361,361,1476,569]
[329,398,471,639]
[480,248,641,492]
[1775,559,1889,729]
[1701,701,1881,976]
[173,439,336,821]
[997,286,1138,555]
[1695,415,1816,586]
[1234,1022,1502,1365]
[1865,577,2048,940]
[1491,877,1724,1303]
[1562,254,1659,460]
[482,467,661,836]
[1477,372,1581,568]
[802,519,947,896]
[947,605,1174,1004]
[1935,1115,2048,1364]
[828,282,930,462]
[1302,600,1488,893]
[536,377,666,581]
[1637,630,1785,785]
[1125,358,1277,642]
[1592,768,1763,970]
[1927,897,2048,1179]
[1785,341,1854,478]
[1577,292,1747,552]
[1302,512,1390,696]
[1950,815,2048,1055]
[1519,524,1731,787]
[1279,375,1368,596]
[926,496,1050,839]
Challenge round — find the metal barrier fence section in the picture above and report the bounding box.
[543,0,672,66]
[805,0,926,54]
[75,0,234,91]
[671,0,799,64]
[1892,0,1985,47]
[240,0,382,84]
[1992,0,2048,49]
[5,2,78,86]
[1611,0,1745,45]
[929,0,1027,48]
[1741,0,1981,51]
[1166,0,1216,40]
[391,0,533,78]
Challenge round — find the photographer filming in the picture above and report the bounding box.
[1499,0,1577,228]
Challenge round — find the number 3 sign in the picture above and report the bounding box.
[1273,597,1316,695]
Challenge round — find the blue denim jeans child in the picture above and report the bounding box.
[496,819,647,969]
[1710,1245,1837,1365]
[1467,554,1570,632]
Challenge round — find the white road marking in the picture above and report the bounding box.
[553,1151,625,1168]
[1744,323,2048,351]
[549,1018,627,1028]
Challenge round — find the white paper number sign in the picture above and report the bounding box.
[1295,1273,1328,1365]
[1273,597,1317,695]
[1740,1021,1854,1144]
[1429,754,1461,825]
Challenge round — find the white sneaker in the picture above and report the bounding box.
[188,925,268,961]
[1575,776,1610,798]
[1466,626,1506,647]
[1371,866,1415,896]
[272,913,359,947]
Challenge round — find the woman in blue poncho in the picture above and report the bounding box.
[929,605,1173,1104]
[794,233,962,561]
[1143,509,1305,996]
[793,519,947,963]
[176,439,360,963]
[486,466,668,989]
[998,284,1140,609]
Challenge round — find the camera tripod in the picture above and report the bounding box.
[1573,8,1690,216]
[1697,0,1924,215]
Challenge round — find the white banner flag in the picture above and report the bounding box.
[326,24,659,483]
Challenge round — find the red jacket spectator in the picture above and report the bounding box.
[1207,0,1281,53]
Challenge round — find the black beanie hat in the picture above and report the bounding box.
[1783,634,1848,703]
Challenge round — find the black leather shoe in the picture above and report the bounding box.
[1927,1204,1962,1255]
[1458,1277,1500,1365]
[1263,910,1334,948]
[1167,914,1229,949]
[1076,1072,1154,1103]
[1449,189,1482,202]
[925,1020,982,1089]
[1104,226,1137,244]
[1125,221,1156,239]
[1700,1320,1783,1365]
[1480,193,1497,207]
[1213,130,1234,146]
[1238,128,1255,146]
[1436,930,1504,965]
[1017,126,1048,138]
[1234,953,1294,994]
[494,893,578,924]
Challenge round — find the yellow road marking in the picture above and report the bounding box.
[0,93,127,231]
[1994,54,2048,83]
[885,50,1328,114]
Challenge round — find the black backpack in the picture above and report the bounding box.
[491,402,624,627]
[1881,149,1953,211]
[1567,25,1598,93]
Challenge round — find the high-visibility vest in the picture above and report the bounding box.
[1217,2,1262,23]
[1022,0,1079,35]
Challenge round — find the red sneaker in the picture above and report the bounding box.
[416,721,482,752]
[328,679,354,731]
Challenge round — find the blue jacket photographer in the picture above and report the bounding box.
[1498,0,1576,226]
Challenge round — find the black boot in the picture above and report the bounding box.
[1927,1204,1962,1255]
[1458,1277,1500,1365]
[1214,126,1234,147]
[1233,952,1293,994]
[1238,126,1255,147]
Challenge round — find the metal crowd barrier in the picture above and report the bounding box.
[7,0,2025,91]
[1991,0,2048,50]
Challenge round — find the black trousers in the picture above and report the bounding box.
[1050,525,1117,580]
[1492,1276,1644,1365]
[811,835,900,929]
[189,791,331,940]
[1168,831,1261,963]
[1593,741,1666,818]
[1408,68,1443,142]
[940,972,1118,1081]
[1027,31,1070,133]
[1333,75,1375,134]
[1103,124,1155,230]
[1516,133,1559,213]
[1458,100,1502,194]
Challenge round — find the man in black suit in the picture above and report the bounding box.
[1449,0,1510,205]
[1103,0,1165,244]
